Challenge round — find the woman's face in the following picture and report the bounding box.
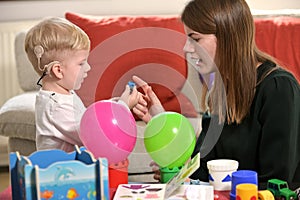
[183,25,217,75]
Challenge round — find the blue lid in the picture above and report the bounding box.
[231,170,258,195]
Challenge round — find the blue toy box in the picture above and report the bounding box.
[10,146,109,200]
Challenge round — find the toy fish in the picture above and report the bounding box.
[87,190,96,199]
[66,188,79,200]
[41,190,54,200]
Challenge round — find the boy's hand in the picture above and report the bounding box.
[132,75,164,123]
[119,84,140,110]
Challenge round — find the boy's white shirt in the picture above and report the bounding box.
[35,89,85,152]
[35,89,130,152]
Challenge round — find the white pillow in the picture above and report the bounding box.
[0,92,36,141]
[14,31,40,92]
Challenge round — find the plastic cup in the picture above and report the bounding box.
[207,159,239,191]
[230,170,258,200]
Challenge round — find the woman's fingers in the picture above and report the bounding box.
[133,75,162,107]
[132,106,146,117]
[139,94,148,106]
[132,75,150,93]
[133,108,151,123]
[147,87,162,106]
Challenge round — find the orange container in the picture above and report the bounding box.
[236,183,258,200]
[108,159,129,199]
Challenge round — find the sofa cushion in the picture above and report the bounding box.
[0,92,37,141]
[14,31,40,92]
[0,135,9,166]
[65,12,197,118]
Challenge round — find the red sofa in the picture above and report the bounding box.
[254,16,300,82]
[65,12,300,116]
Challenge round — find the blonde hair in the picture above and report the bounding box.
[25,17,90,76]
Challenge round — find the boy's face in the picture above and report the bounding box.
[61,49,90,91]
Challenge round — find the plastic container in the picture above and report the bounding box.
[236,183,258,200]
[230,170,258,200]
[207,159,239,191]
[109,159,129,199]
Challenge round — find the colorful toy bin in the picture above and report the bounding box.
[9,146,128,200]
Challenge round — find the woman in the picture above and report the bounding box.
[133,0,300,189]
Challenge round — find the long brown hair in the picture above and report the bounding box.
[181,0,276,124]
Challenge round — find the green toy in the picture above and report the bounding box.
[267,179,297,200]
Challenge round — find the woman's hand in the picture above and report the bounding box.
[132,75,164,123]
[150,161,161,182]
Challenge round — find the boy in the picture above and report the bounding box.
[25,17,139,152]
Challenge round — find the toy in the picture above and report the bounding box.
[258,190,275,200]
[144,111,196,169]
[266,179,297,200]
[295,188,300,199]
[144,111,196,183]
[230,170,258,199]
[236,183,258,200]
[207,159,239,191]
[113,153,202,200]
[128,81,135,94]
[10,146,110,200]
[80,100,137,164]
[114,184,166,200]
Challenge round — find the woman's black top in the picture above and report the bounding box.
[190,61,300,190]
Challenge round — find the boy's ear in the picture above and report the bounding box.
[51,63,63,79]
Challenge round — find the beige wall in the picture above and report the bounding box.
[1,0,188,22]
[246,0,300,10]
[0,0,299,22]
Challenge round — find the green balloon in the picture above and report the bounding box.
[144,112,196,168]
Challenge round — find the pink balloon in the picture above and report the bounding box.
[80,100,137,164]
